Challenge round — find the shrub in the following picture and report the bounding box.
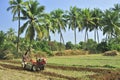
[79,39,97,53]
[97,42,109,52]
[0,50,14,60]
[4,53,14,60]
[65,41,74,49]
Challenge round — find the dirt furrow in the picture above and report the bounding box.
[0,60,112,73]
[40,71,80,80]
[0,62,79,80]
[0,63,22,70]
[46,64,112,73]
[1,60,120,80]
[0,60,20,64]
[88,71,120,80]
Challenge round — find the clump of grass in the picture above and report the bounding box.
[103,65,116,68]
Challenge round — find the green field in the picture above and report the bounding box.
[47,54,120,68]
[0,54,120,80]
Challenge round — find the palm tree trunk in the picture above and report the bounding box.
[28,40,32,54]
[97,30,99,43]
[74,28,77,45]
[61,32,64,44]
[84,29,89,42]
[86,31,88,41]
[59,33,62,51]
[47,27,51,41]
[84,30,87,42]
[17,11,20,53]
[94,29,96,42]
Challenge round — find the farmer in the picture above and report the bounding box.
[22,50,30,67]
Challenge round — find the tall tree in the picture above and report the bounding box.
[102,9,120,40]
[20,0,46,50]
[112,4,120,24]
[43,13,54,41]
[112,4,120,12]
[81,8,94,42]
[91,8,103,43]
[7,0,25,52]
[67,6,82,45]
[50,9,66,45]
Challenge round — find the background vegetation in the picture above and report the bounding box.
[0,0,120,59]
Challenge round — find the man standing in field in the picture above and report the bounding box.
[22,49,30,68]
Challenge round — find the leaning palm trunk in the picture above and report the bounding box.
[59,30,64,51]
[28,40,32,54]
[61,32,64,44]
[47,27,51,42]
[94,27,100,43]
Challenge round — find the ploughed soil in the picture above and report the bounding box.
[0,60,120,80]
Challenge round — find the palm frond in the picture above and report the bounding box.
[20,21,29,34]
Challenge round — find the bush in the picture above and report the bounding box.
[108,43,120,51]
[103,50,119,56]
[79,39,97,53]
[65,41,74,49]
[0,50,14,60]
[97,42,109,52]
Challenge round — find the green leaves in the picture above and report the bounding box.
[20,0,46,42]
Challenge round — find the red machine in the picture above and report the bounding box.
[23,58,46,71]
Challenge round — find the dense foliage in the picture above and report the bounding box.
[0,0,120,59]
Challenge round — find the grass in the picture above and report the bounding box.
[0,54,120,80]
[0,68,47,80]
[46,68,95,79]
[47,54,120,68]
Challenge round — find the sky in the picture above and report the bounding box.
[0,0,120,44]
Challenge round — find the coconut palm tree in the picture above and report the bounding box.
[81,8,94,42]
[7,0,25,52]
[43,13,54,41]
[112,4,120,12]
[91,8,103,43]
[67,6,82,45]
[20,0,46,50]
[112,4,120,24]
[102,9,120,40]
[50,9,66,44]
[50,9,67,51]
